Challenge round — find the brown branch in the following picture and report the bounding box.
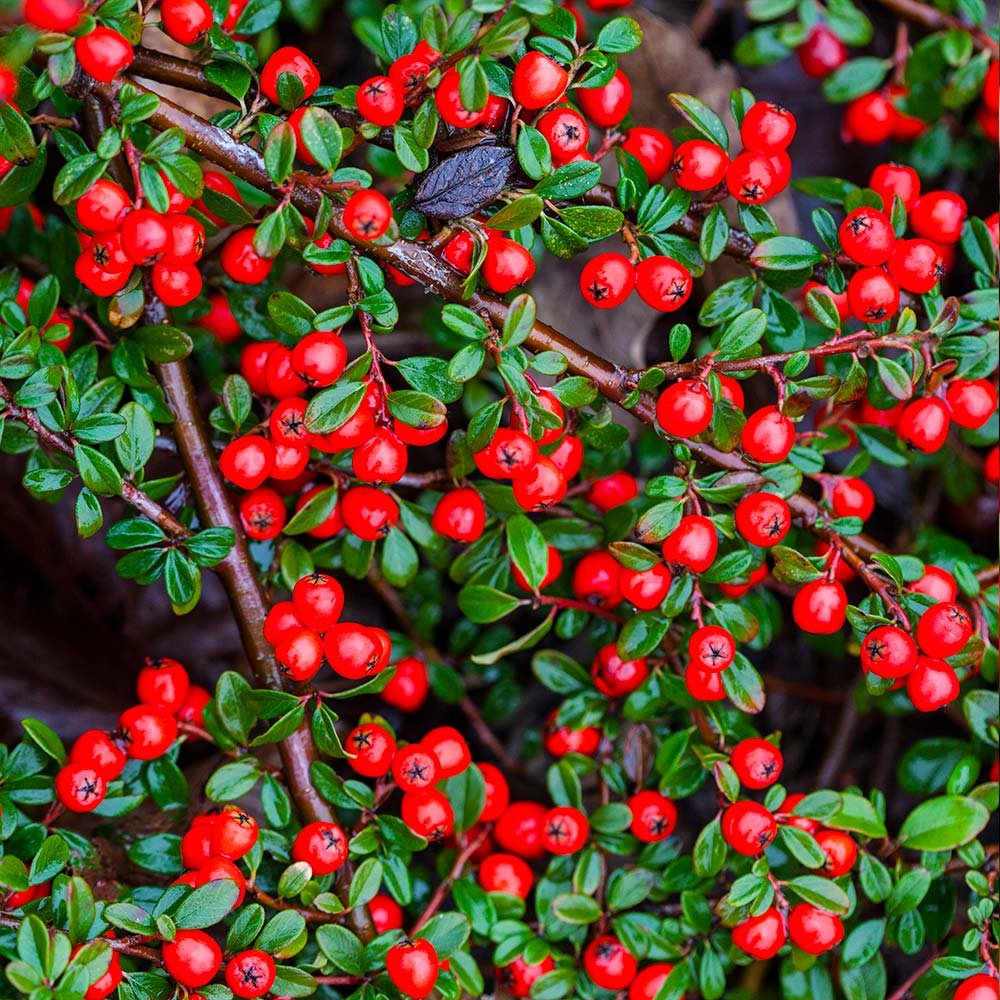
[872,0,998,54]
[409,825,491,934]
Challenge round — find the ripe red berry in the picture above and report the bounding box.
[119,705,177,759]
[656,379,713,437]
[575,69,631,126]
[870,162,920,211]
[916,602,972,659]
[221,228,273,284]
[741,405,795,463]
[910,564,958,603]
[23,0,84,30]
[401,788,454,839]
[583,936,637,991]
[274,626,323,680]
[260,46,319,105]
[592,644,648,697]
[839,207,895,265]
[197,293,241,343]
[493,800,547,858]
[909,191,967,244]
[177,686,211,726]
[953,974,1000,1000]
[544,712,601,757]
[352,427,408,483]
[356,75,404,126]
[735,491,791,547]
[579,252,635,308]
[792,579,848,635]
[291,335,343,387]
[831,477,875,520]
[732,908,786,959]
[56,764,106,812]
[587,472,638,512]
[380,656,429,711]
[898,397,951,453]
[848,266,900,324]
[323,622,390,680]
[843,92,895,144]
[740,101,797,151]
[541,806,589,854]
[386,939,439,1000]
[662,515,718,573]
[211,805,258,860]
[860,625,918,678]
[797,25,846,78]
[164,215,206,264]
[75,27,133,83]
[722,800,778,855]
[161,0,213,45]
[512,543,563,592]
[136,657,189,712]
[907,655,960,711]
[432,488,486,542]
[162,930,222,988]
[620,126,674,183]
[434,69,489,128]
[512,52,568,109]
[815,829,858,877]
[120,208,170,266]
[292,821,347,874]
[726,150,776,204]
[152,262,202,307]
[483,237,536,293]
[687,624,735,671]
[181,817,214,869]
[291,572,344,632]
[730,737,783,789]
[76,944,121,1000]
[77,180,131,233]
[627,790,677,842]
[788,904,844,955]
[538,107,590,161]
[226,950,275,999]
[340,486,399,540]
[220,435,273,490]
[193,856,245,904]
[620,563,672,610]
[635,256,692,311]
[670,139,729,191]
[512,456,567,512]
[478,852,534,897]
[369,893,404,934]
[947,379,998,429]
[499,956,555,998]
[423,726,471,779]
[70,730,127,780]
[475,428,538,478]
[479,761,510,822]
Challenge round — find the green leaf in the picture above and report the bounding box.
[173,879,240,928]
[298,107,343,171]
[750,236,824,270]
[506,514,548,590]
[898,795,990,851]
[550,892,602,923]
[786,875,851,914]
[74,445,121,497]
[821,57,890,103]
[595,16,643,52]
[348,857,383,909]
[457,585,520,623]
[316,924,364,976]
[669,92,729,149]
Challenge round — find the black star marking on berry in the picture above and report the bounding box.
[648,814,668,835]
[559,123,580,142]
[240,966,262,987]
[741,183,764,201]
[667,278,688,301]
[235,810,252,827]
[848,215,872,236]
[77,776,100,800]
[947,606,971,627]
[669,155,685,176]
[279,412,306,438]
[588,281,609,301]
[249,511,273,531]
[703,642,727,666]
[545,818,569,842]
[357,215,379,235]
[320,829,342,851]
[352,730,373,749]
[866,307,887,320]
[403,761,429,783]
[364,81,386,98]
[866,637,887,661]
[765,515,785,538]
[93,244,110,267]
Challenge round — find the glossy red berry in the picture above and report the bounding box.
[292,821,347,874]
[197,293,241,343]
[635,256,692,312]
[478,852,534,897]
[260,46,319,105]
[401,788,454,840]
[161,0,213,44]
[120,208,170,266]
[479,761,510,823]
[916,602,972,658]
[947,379,998,428]
[544,712,601,757]
[75,27,133,83]
[687,624,735,671]
[579,252,635,308]
[860,625,918,678]
[844,92,895,144]
[343,189,392,241]
[541,806,589,854]
[493,801,547,858]
[592,644,648,697]
[815,829,858,877]
[176,686,211,727]
[722,800,777,855]
[512,543,563,592]
[387,939,439,1000]
[353,428,408,484]
[907,655,960,711]
[732,908,786,959]
[221,228,273,284]
[726,150,776,204]
[152,262,202,307]
[476,428,539,478]
[512,457,567,512]
[870,162,920,211]
[434,69,488,128]
[740,101,796,151]
[70,730,127,780]
[587,472,638,512]
[627,790,677,842]
[323,622,390,680]
[670,139,729,191]
[620,126,674,183]
[662,515,718,573]
[953,974,1000,1000]
[575,69,631,126]
[730,737,783,789]
[220,435,273,490]
[77,180,131,233]
[483,237,535,293]
[340,486,399,540]
[619,563,672,610]
[164,215,205,264]
[291,572,344,632]
[381,656,429,711]
[56,764,106,812]
[162,930,222,988]
[226,950,275,999]
[77,945,121,1000]
[583,936,637,992]
[538,107,590,161]
[136,657,189,712]
[23,0,84,31]
[735,491,791,547]
[793,579,847,634]
[831,477,875,520]
[274,627,323,680]
[369,893,404,934]
[356,75,404,126]
[839,207,895,266]
[512,52,568,109]
[910,565,958,603]
[432,488,486,542]
[211,805,258,860]
[391,744,438,792]
[657,379,713,437]
[898,397,951,453]
[910,191,967,244]
[498,956,555,998]
[741,406,795,463]
[119,705,177,759]
[423,726,472,779]
[797,25,846,78]
[788,904,844,955]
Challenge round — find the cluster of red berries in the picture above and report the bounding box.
[55,658,207,813]
[262,571,389,682]
[163,928,275,998]
[73,178,206,307]
[440,224,536,294]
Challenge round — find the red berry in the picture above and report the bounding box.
[152,262,202,307]
[586,472,637,512]
[386,938,439,1000]
[161,0,213,45]
[197,293,241,343]
[544,712,601,757]
[592,644,648,697]
[226,950,275,999]
[512,52,568,109]
[479,762,510,822]
[291,572,344,632]
[635,256,692,312]
[860,625,918,678]
[323,623,390,680]
[954,974,1000,1000]
[620,126,674,183]
[196,854,246,906]
[815,829,858,877]
[76,945,122,1000]
[483,237,535,293]
[910,565,958,604]
[910,191,967,244]
[686,663,726,700]
[657,379,712,437]
[870,162,920,212]
[352,427,408,483]
[848,267,900,324]
[898,397,951,452]
[788,904,844,955]
[512,457,567,512]
[627,790,677,842]
[343,189,392,241]
[75,27,133,83]
[356,75,404,126]
[119,705,177,759]
[432,488,486,542]
[844,92,895,144]
[670,139,729,191]
[619,563,672,610]
[662,515,718,573]
[538,106,590,161]
[274,627,323,681]
[740,101,796,151]
[70,730,127,780]
[164,215,206,264]
[575,69,631,126]
[401,788,454,839]
[434,69,488,128]
[423,726,471,779]
[369,893,404,934]
[732,908,786,959]
[735,491,791,547]
[478,852,534,897]
[260,46,319,105]
[947,379,998,429]
[221,228,273,284]
[77,180,131,233]
[177,686,211,726]
[493,801,547,858]
[23,0,84,31]
[512,543,563,592]
[579,252,635,308]
[56,764,106,812]
[162,930,222,988]
[797,25,846,78]
[726,150,776,204]
[211,805,258,860]
[730,737,783,789]
[583,936,637,992]
[220,435,273,490]
[136,657,189,712]
[741,405,795,463]
[793,579,847,634]
[907,655,960,711]
[240,342,276,396]
[291,821,348,874]
[687,624,735,671]
[340,485,399,539]
[722,800,777,855]
[380,656,428,711]
[541,806,589,854]
[499,956,555,998]
[120,208,170,266]
[916,602,972,658]
[839,207,895,266]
